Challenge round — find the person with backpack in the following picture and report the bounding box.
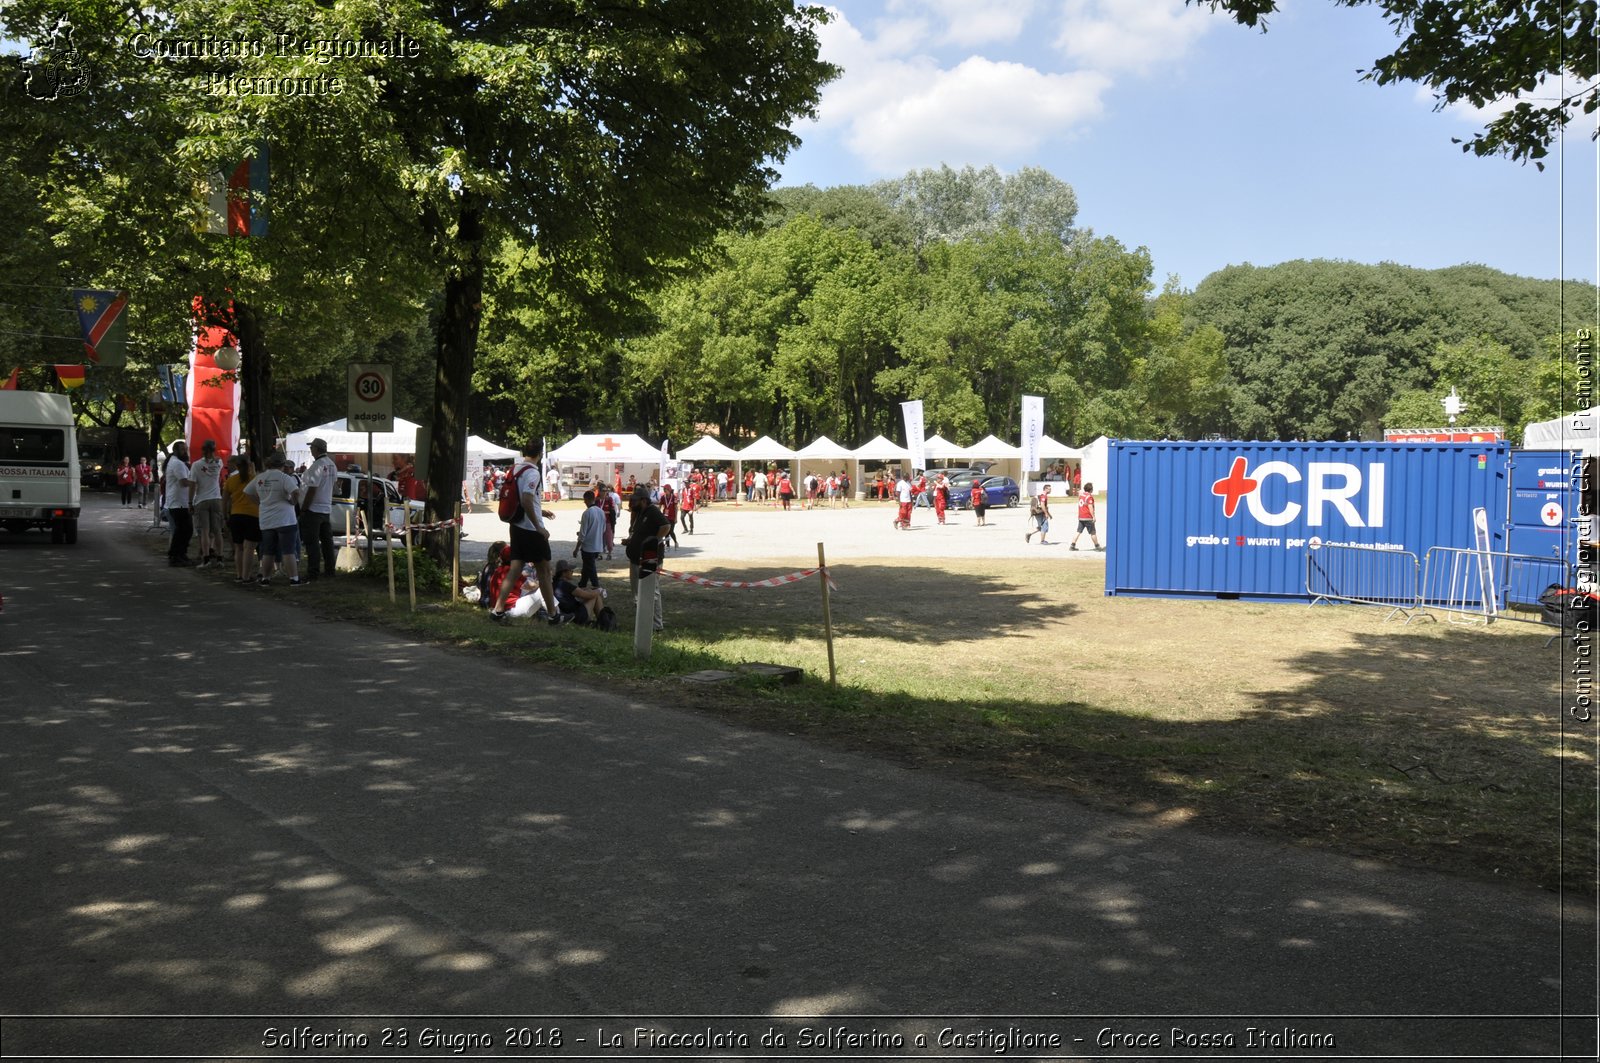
[1069,483,1103,551]
[971,476,990,526]
[1026,484,1052,545]
[489,441,560,624]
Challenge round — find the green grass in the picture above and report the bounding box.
[230,551,1596,894]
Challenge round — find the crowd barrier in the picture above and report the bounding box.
[1304,543,1425,622]
[1418,546,1574,626]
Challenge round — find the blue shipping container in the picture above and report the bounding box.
[1506,449,1582,564]
[1105,440,1510,600]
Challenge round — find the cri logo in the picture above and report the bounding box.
[1211,457,1387,528]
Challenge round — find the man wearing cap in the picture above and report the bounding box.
[299,438,338,580]
[490,439,559,624]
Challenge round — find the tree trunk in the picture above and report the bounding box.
[232,302,275,464]
[424,199,486,565]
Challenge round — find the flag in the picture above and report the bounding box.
[1,368,17,390]
[660,437,670,490]
[201,142,269,237]
[901,400,926,472]
[1020,395,1044,479]
[54,364,85,390]
[157,364,187,407]
[70,288,128,367]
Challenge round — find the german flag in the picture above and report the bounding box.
[55,364,86,390]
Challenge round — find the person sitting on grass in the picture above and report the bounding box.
[467,539,506,605]
[552,558,607,624]
[487,545,547,620]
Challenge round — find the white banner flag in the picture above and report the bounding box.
[901,400,926,472]
[660,438,670,490]
[1021,395,1044,475]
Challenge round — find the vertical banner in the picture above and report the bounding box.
[901,400,926,472]
[659,438,670,491]
[185,298,240,467]
[1020,394,1044,484]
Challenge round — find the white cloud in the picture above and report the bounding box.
[886,0,1038,47]
[845,57,1111,173]
[1056,0,1221,75]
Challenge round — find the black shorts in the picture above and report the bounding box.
[509,522,552,563]
[1077,519,1097,533]
[228,514,261,543]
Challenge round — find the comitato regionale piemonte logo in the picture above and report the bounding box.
[22,13,88,101]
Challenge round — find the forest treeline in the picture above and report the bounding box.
[10,164,1593,447]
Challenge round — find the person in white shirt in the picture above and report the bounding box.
[190,439,226,567]
[163,440,195,566]
[490,441,559,623]
[573,489,608,588]
[298,438,338,580]
[894,471,914,531]
[245,453,306,585]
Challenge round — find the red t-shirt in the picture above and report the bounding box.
[1078,492,1095,520]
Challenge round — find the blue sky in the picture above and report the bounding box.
[776,0,1599,290]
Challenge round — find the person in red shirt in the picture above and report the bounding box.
[777,471,794,510]
[1069,482,1102,551]
[116,457,136,506]
[134,456,154,508]
[933,472,950,525]
[678,477,696,534]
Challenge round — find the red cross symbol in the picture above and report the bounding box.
[598,437,621,452]
[1211,456,1259,518]
[1546,505,1561,522]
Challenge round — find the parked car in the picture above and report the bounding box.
[949,474,1021,509]
[330,472,425,538]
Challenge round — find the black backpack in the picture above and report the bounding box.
[595,605,619,632]
[1538,584,1598,629]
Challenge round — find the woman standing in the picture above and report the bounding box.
[777,471,794,511]
[134,456,153,508]
[933,472,950,525]
[971,478,990,527]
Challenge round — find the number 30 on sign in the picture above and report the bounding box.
[347,363,394,433]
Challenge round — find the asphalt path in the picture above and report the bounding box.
[1,494,1594,1060]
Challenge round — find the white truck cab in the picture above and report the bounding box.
[0,391,81,543]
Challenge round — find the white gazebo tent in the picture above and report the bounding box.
[921,434,970,467]
[677,435,742,499]
[548,432,667,494]
[964,434,1023,483]
[1523,407,1600,456]
[736,436,798,502]
[795,435,857,503]
[851,434,910,498]
[1079,435,1110,493]
[286,417,519,472]
[468,435,519,460]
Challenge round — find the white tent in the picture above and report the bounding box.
[852,434,910,462]
[1038,434,1082,459]
[468,435,519,460]
[922,434,970,462]
[1522,407,1600,456]
[285,418,522,467]
[677,435,741,460]
[795,434,855,460]
[1079,435,1110,491]
[548,432,664,463]
[737,435,797,461]
[965,434,1021,458]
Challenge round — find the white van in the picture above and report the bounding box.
[0,391,81,543]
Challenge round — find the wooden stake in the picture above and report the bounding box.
[818,542,836,687]
[404,520,417,611]
[385,517,396,604]
[452,502,461,602]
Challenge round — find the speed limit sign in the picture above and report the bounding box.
[348,363,394,433]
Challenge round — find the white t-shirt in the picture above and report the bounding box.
[896,478,912,504]
[163,455,192,509]
[302,455,337,513]
[510,463,545,533]
[245,468,302,530]
[191,456,224,503]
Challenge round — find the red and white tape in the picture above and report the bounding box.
[384,516,464,535]
[657,566,838,592]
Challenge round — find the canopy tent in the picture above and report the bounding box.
[1522,407,1600,457]
[852,434,910,462]
[922,434,969,463]
[793,435,860,501]
[548,432,664,464]
[468,435,519,460]
[1038,434,1082,459]
[964,434,1021,458]
[736,435,797,461]
[1079,435,1110,491]
[677,435,741,460]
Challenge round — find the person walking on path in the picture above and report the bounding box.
[933,472,950,525]
[116,457,135,506]
[893,471,914,531]
[134,456,154,508]
[1026,484,1053,545]
[490,441,560,624]
[163,441,195,566]
[1069,482,1103,551]
[972,477,990,526]
[777,472,794,511]
[659,483,679,548]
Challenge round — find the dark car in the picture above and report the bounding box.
[949,474,1020,509]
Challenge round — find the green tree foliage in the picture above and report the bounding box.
[869,164,1079,246]
[1199,1,1597,166]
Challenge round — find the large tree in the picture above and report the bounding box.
[1200,0,1597,166]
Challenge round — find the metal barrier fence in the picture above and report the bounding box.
[1419,546,1575,626]
[1304,543,1424,621]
